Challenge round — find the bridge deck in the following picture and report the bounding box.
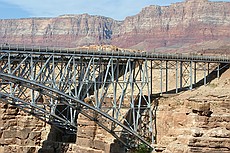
[1,44,230,63]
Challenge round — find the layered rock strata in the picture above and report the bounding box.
[0,103,48,153]
[156,68,230,153]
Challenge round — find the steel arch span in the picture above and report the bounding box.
[0,50,154,150]
[1,44,230,151]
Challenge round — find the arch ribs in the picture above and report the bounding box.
[1,46,229,150]
[0,51,153,149]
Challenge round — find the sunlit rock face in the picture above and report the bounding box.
[156,68,230,153]
[111,0,230,50]
[1,0,230,52]
[0,1,230,153]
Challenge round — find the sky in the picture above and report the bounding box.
[0,0,229,20]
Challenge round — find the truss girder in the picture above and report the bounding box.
[0,48,229,150]
[0,52,153,149]
[1,44,230,63]
[151,60,222,94]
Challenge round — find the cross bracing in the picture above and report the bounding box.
[0,44,230,151]
[0,50,154,149]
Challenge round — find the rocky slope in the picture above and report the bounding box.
[156,68,230,152]
[1,0,230,52]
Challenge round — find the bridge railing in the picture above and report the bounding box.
[0,43,230,63]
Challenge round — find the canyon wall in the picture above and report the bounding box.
[0,14,119,47]
[0,0,230,152]
[0,103,48,153]
[0,103,124,153]
[1,0,230,51]
[156,68,230,153]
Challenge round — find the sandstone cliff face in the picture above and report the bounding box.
[156,68,230,153]
[112,0,230,50]
[0,14,119,47]
[0,103,49,153]
[1,0,230,51]
[0,103,124,153]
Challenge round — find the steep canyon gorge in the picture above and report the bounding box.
[0,0,230,153]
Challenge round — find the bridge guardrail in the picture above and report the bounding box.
[0,43,230,63]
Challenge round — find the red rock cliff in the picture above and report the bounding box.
[0,0,230,51]
[112,0,230,50]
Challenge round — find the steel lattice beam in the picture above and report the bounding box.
[0,51,154,150]
[0,45,230,150]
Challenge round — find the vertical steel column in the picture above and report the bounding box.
[160,61,163,95]
[207,62,210,82]
[50,55,56,115]
[72,56,78,125]
[144,60,154,146]
[204,63,207,85]
[86,59,90,98]
[176,61,178,93]
[150,60,153,95]
[189,61,193,90]
[217,64,220,79]
[8,53,13,96]
[165,61,168,92]
[30,55,35,105]
[135,61,143,130]
[194,62,196,84]
[132,60,136,131]
[59,56,63,90]
[99,58,102,88]
[111,59,119,129]
[110,58,115,123]
[180,61,183,90]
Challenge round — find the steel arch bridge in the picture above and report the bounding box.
[0,44,230,151]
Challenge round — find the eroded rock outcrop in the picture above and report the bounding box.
[0,103,49,153]
[156,68,230,153]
